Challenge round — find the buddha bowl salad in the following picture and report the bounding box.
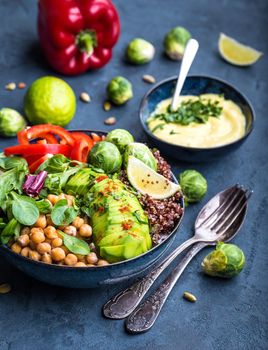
[0,125,183,267]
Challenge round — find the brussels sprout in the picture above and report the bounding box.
[89,141,122,173]
[106,129,134,153]
[124,142,157,171]
[107,76,133,105]
[179,170,207,204]
[126,38,155,65]
[164,26,191,60]
[0,108,26,137]
[202,242,246,278]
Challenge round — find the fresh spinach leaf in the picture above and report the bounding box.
[0,155,28,170]
[38,154,85,173]
[59,231,90,255]
[1,218,21,244]
[11,192,39,226]
[51,199,78,226]
[0,165,28,208]
[36,199,52,214]
[0,218,6,229]
[44,168,79,194]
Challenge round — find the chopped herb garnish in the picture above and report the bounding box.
[169,129,179,135]
[151,123,166,133]
[151,97,223,126]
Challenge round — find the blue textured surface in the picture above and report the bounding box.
[0,0,267,349]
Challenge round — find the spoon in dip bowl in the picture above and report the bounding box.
[170,38,199,111]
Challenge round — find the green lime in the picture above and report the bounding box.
[24,76,76,126]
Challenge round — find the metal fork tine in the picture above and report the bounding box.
[196,185,239,229]
[215,189,252,235]
[202,185,243,229]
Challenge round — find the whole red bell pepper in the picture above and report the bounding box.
[38,0,120,75]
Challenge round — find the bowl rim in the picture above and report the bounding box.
[0,129,184,270]
[139,74,255,151]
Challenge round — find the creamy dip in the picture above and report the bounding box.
[147,94,246,148]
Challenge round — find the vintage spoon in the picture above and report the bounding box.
[125,185,252,333]
[103,185,251,321]
[170,38,199,111]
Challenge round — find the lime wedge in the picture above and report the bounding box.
[218,33,263,66]
[127,156,180,199]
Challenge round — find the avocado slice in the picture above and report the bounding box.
[89,178,152,262]
[64,168,105,195]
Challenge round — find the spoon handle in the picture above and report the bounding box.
[125,242,207,334]
[170,38,199,111]
[102,236,197,319]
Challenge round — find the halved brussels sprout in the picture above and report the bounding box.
[179,170,207,204]
[126,38,155,65]
[106,76,133,105]
[88,141,122,173]
[164,26,191,60]
[0,108,26,137]
[202,242,246,278]
[124,142,157,171]
[106,129,134,153]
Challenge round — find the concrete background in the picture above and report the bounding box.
[0,0,267,349]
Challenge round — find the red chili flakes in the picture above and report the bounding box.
[121,220,133,230]
[119,205,130,213]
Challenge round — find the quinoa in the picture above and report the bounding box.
[120,149,183,245]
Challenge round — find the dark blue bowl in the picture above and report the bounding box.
[140,75,255,162]
[0,130,184,288]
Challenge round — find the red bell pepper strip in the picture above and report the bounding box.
[17,125,75,146]
[29,154,53,173]
[70,139,90,163]
[71,132,94,150]
[4,144,71,157]
[38,0,120,75]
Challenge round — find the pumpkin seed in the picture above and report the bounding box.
[80,92,91,103]
[5,82,16,91]
[142,74,156,84]
[183,291,197,302]
[104,117,117,125]
[103,101,112,111]
[0,283,11,294]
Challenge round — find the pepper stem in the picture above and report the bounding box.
[75,30,97,57]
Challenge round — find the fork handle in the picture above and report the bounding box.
[125,242,208,334]
[102,236,197,319]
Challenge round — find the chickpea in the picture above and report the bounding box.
[64,254,78,266]
[44,226,58,239]
[65,194,74,206]
[87,264,95,267]
[31,230,45,244]
[86,252,98,265]
[74,262,86,267]
[29,250,41,261]
[63,225,77,236]
[42,252,52,264]
[37,242,51,255]
[51,237,63,248]
[21,247,30,258]
[17,234,30,247]
[97,259,109,267]
[47,194,58,205]
[72,217,84,229]
[11,243,21,254]
[34,214,47,229]
[21,227,31,235]
[51,247,66,262]
[46,215,54,226]
[79,224,92,238]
